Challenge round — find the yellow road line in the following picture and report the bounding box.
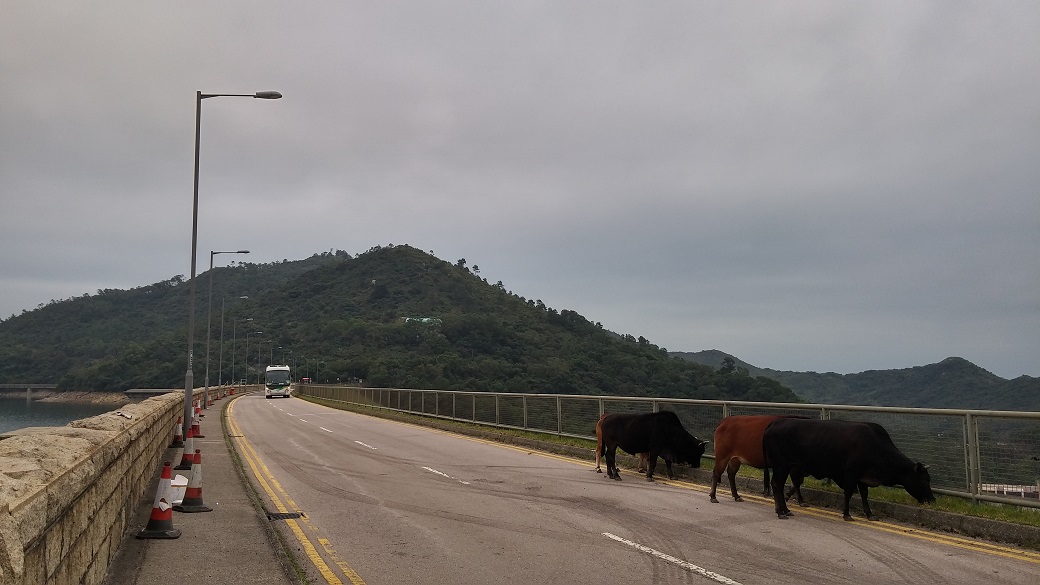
[227,399,367,585]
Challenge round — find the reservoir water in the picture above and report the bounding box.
[0,400,118,434]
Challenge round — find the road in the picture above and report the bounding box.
[228,395,1040,585]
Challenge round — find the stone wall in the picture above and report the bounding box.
[0,390,201,585]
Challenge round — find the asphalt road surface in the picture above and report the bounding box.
[228,395,1040,585]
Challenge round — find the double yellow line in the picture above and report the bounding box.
[226,399,368,585]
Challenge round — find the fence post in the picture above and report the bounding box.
[965,413,981,502]
[557,396,562,436]
[523,395,528,429]
[495,394,500,426]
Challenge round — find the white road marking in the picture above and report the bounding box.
[354,441,378,450]
[300,418,308,422]
[602,532,743,585]
[320,427,333,433]
[421,466,471,485]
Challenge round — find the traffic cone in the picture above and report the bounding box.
[175,428,195,470]
[174,450,212,513]
[170,417,184,448]
[191,407,205,438]
[229,387,235,395]
[206,390,213,407]
[136,462,181,539]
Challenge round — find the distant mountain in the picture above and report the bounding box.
[672,350,1040,411]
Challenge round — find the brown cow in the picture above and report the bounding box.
[708,414,806,503]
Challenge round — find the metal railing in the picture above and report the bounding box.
[295,384,1040,509]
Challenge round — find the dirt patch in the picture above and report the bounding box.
[30,391,130,406]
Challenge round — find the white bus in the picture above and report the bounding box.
[264,365,292,399]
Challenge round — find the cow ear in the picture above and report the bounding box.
[700,440,709,446]
[915,462,930,471]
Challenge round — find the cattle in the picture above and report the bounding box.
[708,414,806,503]
[597,411,707,482]
[593,414,649,474]
[762,418,935,520]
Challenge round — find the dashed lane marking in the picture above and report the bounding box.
[603,532,743,585]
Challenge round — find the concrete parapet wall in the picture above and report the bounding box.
[0,390,202,585]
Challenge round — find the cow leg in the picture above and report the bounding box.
[784,471,808,507]
[726,459,743,502]
[762,467,771,498]
[637,453,648,474]
[858,482,875,520]
[663,457,675,480]
[606,447,621,481]
[709,458,725,503]
[645,453,658,482]
[770,468,793,518]
[841,485,856,521]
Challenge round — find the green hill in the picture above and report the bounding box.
[672,350,1040,411]
[0,245,797,402]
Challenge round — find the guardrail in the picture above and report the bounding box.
[296,385,1040,509]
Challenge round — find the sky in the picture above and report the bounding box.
[2,2,1038,379]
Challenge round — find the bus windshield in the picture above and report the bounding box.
[265,370,290,386]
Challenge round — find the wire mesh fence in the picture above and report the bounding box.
[297,384,1040,508]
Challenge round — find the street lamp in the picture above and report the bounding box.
[230,315,251,387]
[183,90,281,439]
[257,340,269,385]
[218,295,248,387]
[244,329,262,386]
[204,251,249,409]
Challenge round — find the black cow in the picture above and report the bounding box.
[762,418,935,520]
[598,411,707,482]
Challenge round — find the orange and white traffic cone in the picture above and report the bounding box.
[174,450,212,513]
[170,417,184,448]
[175,428,195,470]
[136,462,181,539]
[191,407,205,438]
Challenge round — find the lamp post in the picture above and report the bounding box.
[219,296,248,387]
[244,329,262,387]
[183,90,281,439]
[257,340,269,385]
[233,318,253,386]
[204,251,249,409]
[183,90,280,437]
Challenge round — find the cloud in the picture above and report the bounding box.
[2,1,1038,378]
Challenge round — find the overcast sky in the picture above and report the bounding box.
[2,2,1038,379]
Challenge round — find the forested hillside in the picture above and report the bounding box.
[673,350,1040,411]
[0,245,797,402]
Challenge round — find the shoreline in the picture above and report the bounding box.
[0,390,131,406]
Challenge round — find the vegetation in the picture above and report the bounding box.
[0,245,798,402]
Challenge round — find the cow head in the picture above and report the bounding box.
[903,462,936,504]
[680,437,708,469]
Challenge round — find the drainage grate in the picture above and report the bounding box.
[267,511,304,521]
